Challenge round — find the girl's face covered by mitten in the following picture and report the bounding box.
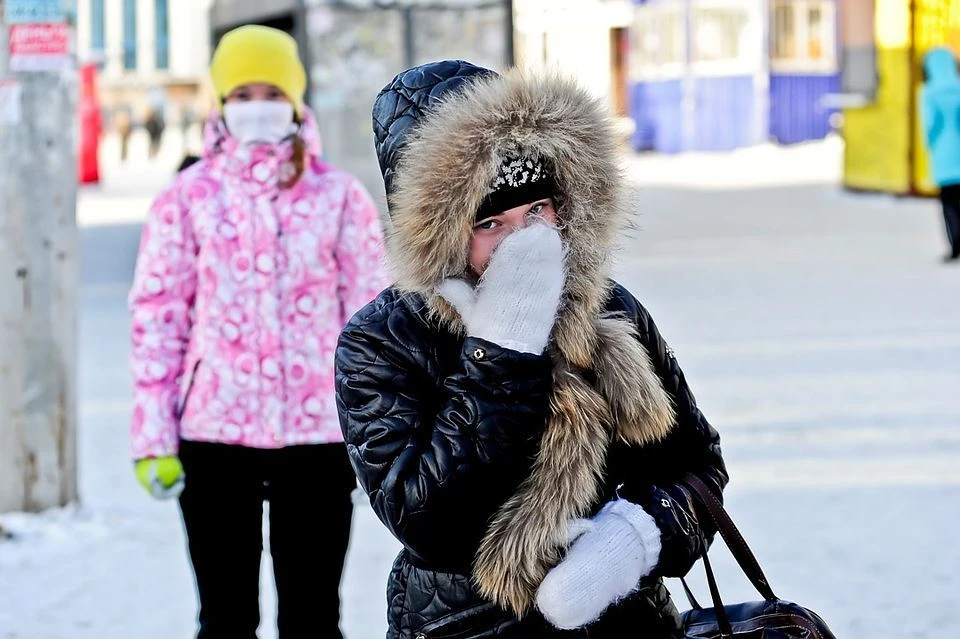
[469,198,558,276]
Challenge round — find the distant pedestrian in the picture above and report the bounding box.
[181,103,197,141]
[144,107,164,159]
[129,25,388,639]
[920,46,960,262]
[114,107,132,162]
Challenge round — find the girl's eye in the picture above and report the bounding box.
[529,203,545,216]
[475,219,499,231]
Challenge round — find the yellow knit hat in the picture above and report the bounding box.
[210,25,307,115]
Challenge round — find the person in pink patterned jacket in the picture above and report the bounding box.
[128,25,388,639]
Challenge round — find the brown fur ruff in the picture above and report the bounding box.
[385,69,676,615]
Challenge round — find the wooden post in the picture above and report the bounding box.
[0,2,79,513]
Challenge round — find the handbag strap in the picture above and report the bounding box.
[680,544,735,634]
[681,473,778,602]
[680,576,703,610]
[699,541,735,636]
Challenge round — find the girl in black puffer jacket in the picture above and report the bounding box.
[335,61,728,639]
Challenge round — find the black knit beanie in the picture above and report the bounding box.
[475,153,556,221]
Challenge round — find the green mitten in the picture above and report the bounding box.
[135,456,185,500]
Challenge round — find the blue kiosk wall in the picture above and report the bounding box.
[630,0,839,152]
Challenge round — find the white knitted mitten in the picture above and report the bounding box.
[437,223,565,355]
[535,499,662,630]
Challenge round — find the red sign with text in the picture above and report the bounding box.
[9,23,70,72]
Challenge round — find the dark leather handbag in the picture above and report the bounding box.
[679,473,837,639]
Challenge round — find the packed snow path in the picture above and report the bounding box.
[3,140,958,638]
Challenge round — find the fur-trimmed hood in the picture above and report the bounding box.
[371,61,676,616]
[376,64,629,367]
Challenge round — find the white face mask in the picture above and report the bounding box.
[223,101,295,145]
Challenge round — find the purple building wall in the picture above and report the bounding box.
[768,73,841,145]
[629,75,758,153]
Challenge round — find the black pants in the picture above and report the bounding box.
[939,184,960,259]
[178,440,356,639]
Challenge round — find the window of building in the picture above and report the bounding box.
[631,1,686,80]
[807,5,825,58]
[91,0,105,55]
[123,0,137,70]
[772,3,794,58]
[770,0,838,73]
[692,7,747,62]
[156,0,169,70]
[632,0,758,78]
[691,1,756,75]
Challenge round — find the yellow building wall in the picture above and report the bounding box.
[843,0,960,194]
[912,0,960,195]
[842,0,912,193]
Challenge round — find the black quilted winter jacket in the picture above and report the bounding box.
[335,61,728,639]
[337,287,726,639]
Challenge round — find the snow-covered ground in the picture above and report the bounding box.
[3,138,959,638]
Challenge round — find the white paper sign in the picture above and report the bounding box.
[0,80,23,125]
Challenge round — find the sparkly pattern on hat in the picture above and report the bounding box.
[476,153,556,221]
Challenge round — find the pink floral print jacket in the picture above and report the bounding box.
[129,109,388,459]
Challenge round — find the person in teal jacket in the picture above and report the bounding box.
[921,46,960,261]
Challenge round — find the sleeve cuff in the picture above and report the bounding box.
[606,499,663,572]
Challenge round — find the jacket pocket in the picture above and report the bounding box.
[413,603,517,639]
[177,359,202,419]
[413,602,515,639]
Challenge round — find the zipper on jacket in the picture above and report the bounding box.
[264,192,287,442]
[177,359,202,419]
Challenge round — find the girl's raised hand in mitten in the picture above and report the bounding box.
[437,222,565,355]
